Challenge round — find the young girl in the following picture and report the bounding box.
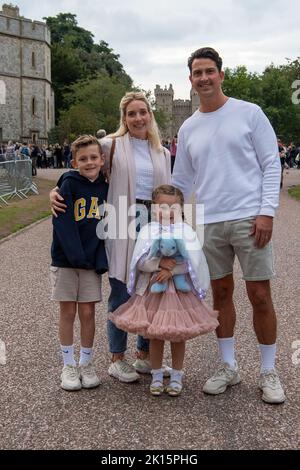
[110,185,218,396]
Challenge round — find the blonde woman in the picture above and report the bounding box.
[51,92,171,383]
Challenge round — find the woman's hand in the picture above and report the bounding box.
[50,187,67,217]
[159,257,176,271]
[154,269,172,283]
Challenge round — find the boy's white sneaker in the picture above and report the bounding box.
[203,363,241,395]
[259,369,286,404]
[80,363,101,388]
[61,365,81,391]
[133,358,151,374]
[108,359,140,382]
[133,359,172,377]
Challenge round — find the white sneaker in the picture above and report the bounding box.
[80,363,101,389]
[108,359,140,383]
[259,369,286,404]
[203,363,241,395]
[61,365,81,391]
[133,358,151,374]
[133,359,172,377]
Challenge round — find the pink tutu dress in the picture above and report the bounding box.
[109,277,219,342]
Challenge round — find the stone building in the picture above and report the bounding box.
[0,4,55,144]
[154,84,200,139]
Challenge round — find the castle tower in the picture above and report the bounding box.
[190,88,200,113]
[154,84,174,139]
[0,4,55,143]
[172,99,191,136]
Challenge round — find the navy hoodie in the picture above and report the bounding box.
[51,170,108,274]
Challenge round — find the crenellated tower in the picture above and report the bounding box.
[154,83,199,139]
[191,88,200,113]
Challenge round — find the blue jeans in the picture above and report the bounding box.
[107,277,149,354]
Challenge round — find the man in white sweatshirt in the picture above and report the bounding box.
[172,47,285,404]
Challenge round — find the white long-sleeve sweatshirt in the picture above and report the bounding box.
[172,98,281,224]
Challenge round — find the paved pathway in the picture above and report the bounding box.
[0,169,299,449]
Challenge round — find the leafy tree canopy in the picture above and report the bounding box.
[43,13,94,51]
[223,61,300,143]
[57,73,131,142]
[44,13,132,119]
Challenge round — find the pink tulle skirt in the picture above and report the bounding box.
[109,280,219,342]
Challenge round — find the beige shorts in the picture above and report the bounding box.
[203,217,275,281]
[50,266,102,302]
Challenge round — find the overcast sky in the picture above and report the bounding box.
[11,0,300,99]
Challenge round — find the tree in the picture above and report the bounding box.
[223,66,262,104]
[260,65,300,142]
[43,13,94,51]
[153,109,170,136]
[223,63,300,143]
[57,73,131,140]
[58,104,99,143]
[43,13,132,120]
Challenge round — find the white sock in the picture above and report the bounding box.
[61,344,76,366]
[79,346,93,366]
[170,368,184,384]
[151,368,163,383]
[259,343,276,373]
[218,337,236,369]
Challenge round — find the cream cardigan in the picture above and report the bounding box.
[100,133,171,283]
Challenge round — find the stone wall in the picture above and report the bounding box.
[0,6,54,143]
[22,78,46,138]
[172,100,191,136]
[0,35,20,75]
[0,75,21,141]
[22,39,50,80]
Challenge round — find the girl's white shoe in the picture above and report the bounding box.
[166,380,183,396]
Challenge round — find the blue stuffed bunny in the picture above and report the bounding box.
[149,235,191,294]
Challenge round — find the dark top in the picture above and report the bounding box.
[51,170,108,274]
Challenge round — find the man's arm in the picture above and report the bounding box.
[171,129,195,201]
[250,107,281,248]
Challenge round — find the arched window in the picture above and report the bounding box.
[47,99,50,120]
[32,52,35,68]
[0,80,6,105]
[32,97,36,115]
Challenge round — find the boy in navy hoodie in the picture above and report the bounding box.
[51,135,108,391]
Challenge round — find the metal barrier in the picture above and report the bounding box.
[0,156,38,207]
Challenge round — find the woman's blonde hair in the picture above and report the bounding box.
[110,91,162,151]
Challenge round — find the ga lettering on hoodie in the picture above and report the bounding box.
[51,170,108,274]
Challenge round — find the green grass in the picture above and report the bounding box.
[10,211,51,233]
[288,185,300,202]
[0,178,54,239]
